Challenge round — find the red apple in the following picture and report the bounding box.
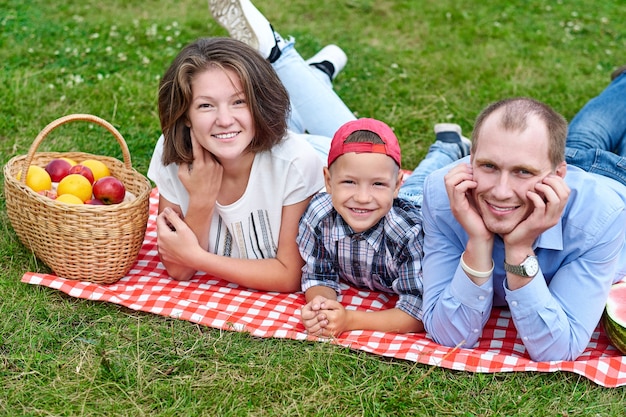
[92,176,126,204]
[85,198,105,205]
[68,164,95,184]
[45,158,72,182]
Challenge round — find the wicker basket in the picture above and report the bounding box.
[4,114,152,284]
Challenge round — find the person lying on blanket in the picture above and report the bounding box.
[298,118,469,336]
[148,36,327,292]
[421,95,626,362]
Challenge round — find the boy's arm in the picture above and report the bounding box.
[343,308,424,334]
[315,304,424,336]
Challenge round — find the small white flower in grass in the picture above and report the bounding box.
[605,49,613,56]
[601,17,609,24]
[28,48,33,53]
[146,24,157,37]
[117,52,127,62]
[105,46,112,54]
[391,63,398,69]
[141,56,150,65]
[89,33,99,39]
[165,36,173,43]
[66,74,84,87]
[97,73,104,81]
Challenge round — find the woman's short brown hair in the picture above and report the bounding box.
[158,37,290,165]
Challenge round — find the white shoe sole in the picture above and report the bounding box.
[305,44,348,79]
[209,0,266,51]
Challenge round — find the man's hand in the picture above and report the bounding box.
[445,163,495,284]
[444,163,493,241]
[504,174,570,251]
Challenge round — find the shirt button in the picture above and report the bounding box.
[473,328,479,333]
[523,337,529,341]
[511,301,518,307]
[478,295,485,300]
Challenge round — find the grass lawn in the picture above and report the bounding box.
[1,0,625,415]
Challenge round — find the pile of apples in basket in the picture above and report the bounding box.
[20,157,132,205]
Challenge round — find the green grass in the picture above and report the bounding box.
[1,0,625,415]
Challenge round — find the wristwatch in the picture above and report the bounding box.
[504,255,539,278]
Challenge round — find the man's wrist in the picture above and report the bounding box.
[460,251,494,279]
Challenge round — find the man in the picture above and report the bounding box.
[420,97,626,362]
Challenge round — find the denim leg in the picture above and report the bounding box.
[565,73,626,186]
[398,141,466,207]
[271,38,356,138]
[567,73,626,155]
[565,147,626,186]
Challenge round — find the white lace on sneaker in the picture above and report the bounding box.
[208,0,277,59]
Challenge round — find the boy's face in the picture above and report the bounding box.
[324,152,403,233]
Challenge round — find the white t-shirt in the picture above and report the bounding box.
[148,132,325,259]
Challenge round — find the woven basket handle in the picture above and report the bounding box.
[18,114,132,184]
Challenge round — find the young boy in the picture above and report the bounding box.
[298,118,469,337]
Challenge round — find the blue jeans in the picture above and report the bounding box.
[272,38,458,205]
[272,38,355,162]
[565,73,626,186]
[398,141,466,207]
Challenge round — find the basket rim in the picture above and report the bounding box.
[17,114,133,184]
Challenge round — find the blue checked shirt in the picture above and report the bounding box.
[297,192,424,320]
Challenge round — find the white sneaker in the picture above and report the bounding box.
[434,123,471,156]
[208,0,279,60]
[305,44,348,80]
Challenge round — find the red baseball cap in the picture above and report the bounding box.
[327,118,401,167]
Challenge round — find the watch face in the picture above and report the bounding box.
[523,256,539,276]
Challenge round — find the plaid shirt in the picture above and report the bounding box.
[297,192,424,320]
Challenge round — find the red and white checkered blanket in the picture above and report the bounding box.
[21,189,626,387]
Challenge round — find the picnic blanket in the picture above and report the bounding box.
[21,189,626,388]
